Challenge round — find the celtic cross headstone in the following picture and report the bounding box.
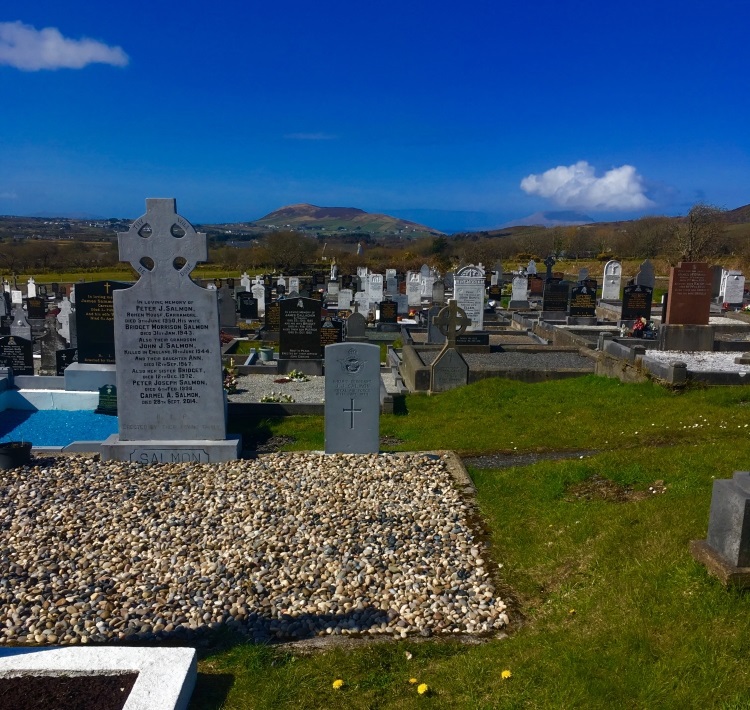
[101,198,240,463]
[430,300,469,392]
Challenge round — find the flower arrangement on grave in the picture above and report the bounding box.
[260,392,295,403]
[287,369,309,382]
[223,358,238,394]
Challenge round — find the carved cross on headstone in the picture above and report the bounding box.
[432,300,470,349]
[117,198,207,285]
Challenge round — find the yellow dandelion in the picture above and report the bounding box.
[409,677,418,684]
[332,679,344,689]
[501,669,512,680]
[417,683,429,695]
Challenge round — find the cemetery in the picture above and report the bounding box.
[4,201,750,706]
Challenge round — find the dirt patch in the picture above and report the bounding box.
[379,435,404,447]
[0,673,138,710]
[254,435,296,454]
[463,450,599,469]
[566,474,667,503]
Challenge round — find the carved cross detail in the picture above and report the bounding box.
[432,300,470,348]
[117,198,207,283]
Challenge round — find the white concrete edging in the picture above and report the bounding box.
[0,646,197,710]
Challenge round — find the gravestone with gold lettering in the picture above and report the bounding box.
[101,198,240,463]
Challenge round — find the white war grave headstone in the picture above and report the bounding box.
[601,260,622,301]
[721,270,745,306]
[407,273,422,307]
[324,342,380,453]
[101,198,240,464]
[453,264,485,330]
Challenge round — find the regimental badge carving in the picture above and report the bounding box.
[338,347,364,374]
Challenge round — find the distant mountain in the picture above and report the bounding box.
[253,203,443,236]
[500,211,595,228]
[725,203,750,223]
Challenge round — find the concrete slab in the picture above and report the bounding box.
[0,646,196,710]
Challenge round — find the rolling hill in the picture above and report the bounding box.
[252,203,443,237]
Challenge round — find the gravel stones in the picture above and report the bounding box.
[0,453,508,645]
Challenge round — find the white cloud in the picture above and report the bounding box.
[0,21,128,71]
[284,132,336,141]
[520,160,654,211]
[0,191,18,200]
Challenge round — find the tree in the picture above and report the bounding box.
[670,203,728,263]
[262,231,317,271]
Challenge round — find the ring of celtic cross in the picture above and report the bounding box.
[435,304,470,338]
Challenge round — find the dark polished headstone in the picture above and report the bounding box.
[569,286,596,317]
[95,384,118,415]
[621,284,653,321]
[0,335,33,375]
[279,297,322,360]
[55,347,78,376]
[75,280,129,364]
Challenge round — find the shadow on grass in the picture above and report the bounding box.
[188,672,234,710]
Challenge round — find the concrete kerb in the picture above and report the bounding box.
[0,646,197,710]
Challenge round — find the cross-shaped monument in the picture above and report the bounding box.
[101,198,240,464]
[429,300,469,393]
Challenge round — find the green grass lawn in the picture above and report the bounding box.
[202,377,750,708]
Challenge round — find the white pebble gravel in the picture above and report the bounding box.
[644,351,750,373]
[0,453,507,645]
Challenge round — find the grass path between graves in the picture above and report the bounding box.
[197,377,750,708]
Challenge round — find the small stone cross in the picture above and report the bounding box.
[544,255,556,282]
[117,199,207,285]
[432,300,470,348]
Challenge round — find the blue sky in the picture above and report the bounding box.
[1,0,749,231]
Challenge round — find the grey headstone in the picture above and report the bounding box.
[427,305,446,344]
[577,268,589,284]
[601,260,622,300]
[251,283,266,316]
[324,342,380,454]
[39,320,67,376]
[722,271,745,305]
[527,260,537,275]
[453,265,485,331]
[346,310,367,339]
[112,198,228,443]
[706,471,750,567]
[218,285,237,328]
[407,274,422,307]
[26,277,37,298]
[432,279,446,306]
[10,308,31,341]
[430,347,468,392]
[635,259,655,289]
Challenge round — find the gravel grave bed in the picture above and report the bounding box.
[228,374,326,403]
[644,350,750,373]
[418,351,595,370]
[0,453,507,645]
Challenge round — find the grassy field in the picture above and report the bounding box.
[197,377,750,708]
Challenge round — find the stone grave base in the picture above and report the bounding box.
[508,299,530,309]
[689,540,750,589]
[100,434,241,464]
[63,363,116,392]
[277,358,324,376]
[658,324,714,351]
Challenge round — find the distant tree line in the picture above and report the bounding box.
[1,204,747,277]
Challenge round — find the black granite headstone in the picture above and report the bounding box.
[379,299,398,324]
[279,297,322,360]
[264,301,281,332]
[75,281,129,364]
[26,296,46,319]
[238,292,259,319]
[55,347,78,376]
[542,283,569,312]
[95,384,118,415]
[621,284,654,321]
[0,335,33,375]
[320,316,344,347]
[569,286,596,317]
